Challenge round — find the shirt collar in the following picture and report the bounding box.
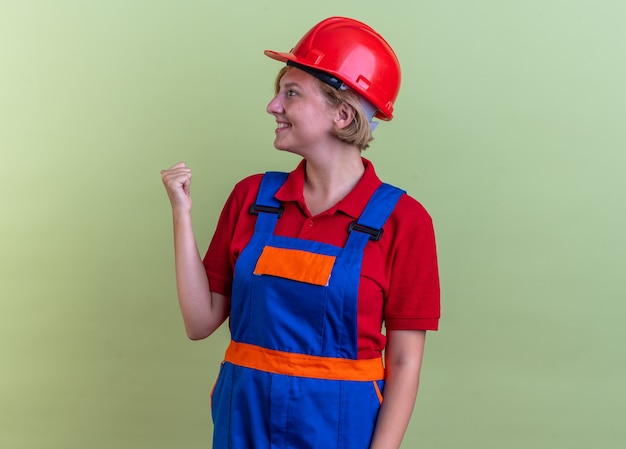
[275,158,383,219]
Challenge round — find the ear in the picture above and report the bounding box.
[334,102,355,130]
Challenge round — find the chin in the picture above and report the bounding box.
[275,147,298,157]
[272,138,306,158]
[273,139,292,153]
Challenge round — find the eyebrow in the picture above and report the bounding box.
[282,81,301,89]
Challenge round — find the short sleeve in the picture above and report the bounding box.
[383,199,440,331]
[203,174,263,297]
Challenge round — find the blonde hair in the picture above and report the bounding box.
[274,66,374,150]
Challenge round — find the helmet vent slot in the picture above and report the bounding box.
[356,75,371,91]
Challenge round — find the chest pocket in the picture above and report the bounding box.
[248,244,339,355]
[254,246,336,286]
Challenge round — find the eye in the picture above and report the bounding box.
[286,89,297,97]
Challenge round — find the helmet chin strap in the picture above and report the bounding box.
[358,96,379,132]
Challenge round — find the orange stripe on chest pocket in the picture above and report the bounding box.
[253,246,336,286]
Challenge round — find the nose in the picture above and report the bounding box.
[266,94,284,116]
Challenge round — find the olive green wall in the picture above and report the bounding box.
[1,1,625,448]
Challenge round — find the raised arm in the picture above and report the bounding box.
[161,162,229,340]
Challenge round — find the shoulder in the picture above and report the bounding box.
[391,190,434,228]
[232,173,264,193]
[378,187,436,250]
[364,161,433,227]
[216,174,265,220]
[375,187,436,251]
[227,173,265,204]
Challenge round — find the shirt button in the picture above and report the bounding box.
[308,220,314,227]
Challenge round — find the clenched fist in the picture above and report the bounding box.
[161,162,193,213]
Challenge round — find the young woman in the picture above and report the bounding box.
[161,17,440,449]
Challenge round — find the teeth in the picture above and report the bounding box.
[277,123,290,128]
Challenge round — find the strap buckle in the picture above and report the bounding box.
[249,204,284,218]
[348,221,383,241]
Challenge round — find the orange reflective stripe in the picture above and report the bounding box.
[373,381,384,404]
[224,341,384,381]
[253,246,335,286]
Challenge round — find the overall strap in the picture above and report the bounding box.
[345,183,405,249]
[249,171,289,235]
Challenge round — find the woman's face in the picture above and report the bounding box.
[266,68,338,154]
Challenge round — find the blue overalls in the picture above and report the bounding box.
[211,172,405,449]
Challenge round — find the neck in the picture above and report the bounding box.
[302,148,365,216]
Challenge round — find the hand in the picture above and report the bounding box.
[161,162,193,213]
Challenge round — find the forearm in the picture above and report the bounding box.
[370,330,426,449]
[369,363,420,449]
[172,211,226,340]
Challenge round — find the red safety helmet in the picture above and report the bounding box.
[265,17,401,120]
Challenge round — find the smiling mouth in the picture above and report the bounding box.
[276,122,291,133]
